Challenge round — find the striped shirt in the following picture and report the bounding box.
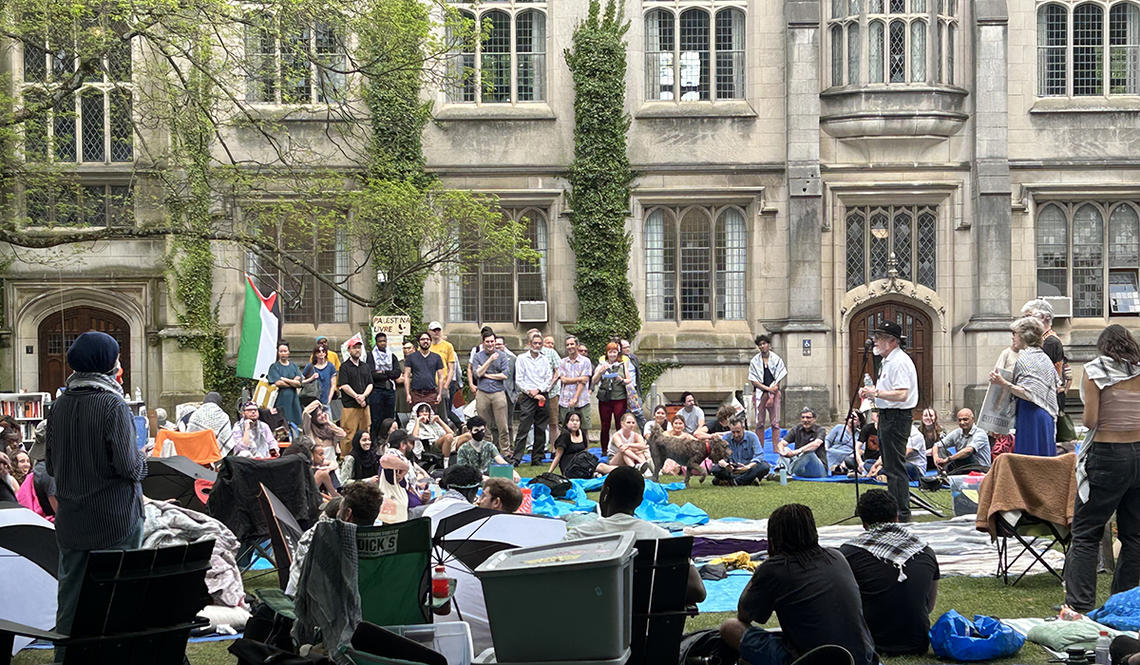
[46,387,147,550]
[1013,346,1060,417]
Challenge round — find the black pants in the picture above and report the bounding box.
[513,393,549,461]
[711,461,770,485]
[369,390,395,439]
[1065,442,1140,612]
[878,408,912,520]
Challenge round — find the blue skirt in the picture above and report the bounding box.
[1014,398,1056,457]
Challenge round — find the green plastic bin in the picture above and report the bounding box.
[473,532,636,665]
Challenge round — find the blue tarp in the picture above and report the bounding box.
[1090,586,1140,630]
[696,569,753,613]
[520,477,708,525]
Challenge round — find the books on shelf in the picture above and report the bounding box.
[0,393,51,442]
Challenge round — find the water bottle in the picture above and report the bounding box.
[862,373,873,389]
[778,466,787,485]
[1095,630,1111,664]
[860,373,875,411]
[134,387,142,403]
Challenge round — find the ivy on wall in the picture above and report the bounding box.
[565,0,640,354]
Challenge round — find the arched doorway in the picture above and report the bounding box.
[849,300,933,414]
[38,307,131,393]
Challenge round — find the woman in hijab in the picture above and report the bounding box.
[186,392,235,454]
[339,431,380,484]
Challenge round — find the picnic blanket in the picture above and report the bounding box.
[975,453,1077,538]
[685,514,1066,578]
[1005,617,1136,660]
[142,499,245,608]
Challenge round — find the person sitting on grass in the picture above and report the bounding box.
[549,411,617,479]
[840,490,939,656]
[775,408,829,478]
[862,423,926,482]
[932,408,992,475]
[719,503,877,665]
[609,412,651,472]
[712,417,770,486]
[564,467,706,604]
[406,401,455,466]
[475,477,523,513]
[454,416,520,482]
[286,482,381,596]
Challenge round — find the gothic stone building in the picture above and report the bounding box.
[4,0,1138,419]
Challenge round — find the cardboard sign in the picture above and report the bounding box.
[371,315,411,337]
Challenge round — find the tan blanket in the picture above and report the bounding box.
[975,452,1077,537]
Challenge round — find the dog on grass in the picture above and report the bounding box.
[649,431,730,487]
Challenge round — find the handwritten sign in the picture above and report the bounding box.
[371,315,411,337]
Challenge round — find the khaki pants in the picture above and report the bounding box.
[340,406,371,457]
[476,390,512,457]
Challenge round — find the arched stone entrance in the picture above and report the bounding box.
[37,307,132,393]
[848,300,934,413]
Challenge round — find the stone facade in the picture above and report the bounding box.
[4,0,1137,422]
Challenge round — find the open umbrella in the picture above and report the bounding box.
[430,505,566,654]
[0,503,58,655]
[143,455,217,512]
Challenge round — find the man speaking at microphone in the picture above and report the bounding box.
[858,321,919,522]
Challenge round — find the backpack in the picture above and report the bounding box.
[677,628,737,665]
[528,472,573,499]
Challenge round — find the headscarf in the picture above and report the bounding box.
[67,331,119,373]
[203,392,223,406]
[350,431,379,480]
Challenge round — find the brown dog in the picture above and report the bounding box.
[649,431,730,487]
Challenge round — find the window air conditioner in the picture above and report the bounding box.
[1042,296,1072,319]
[518,301,548,323]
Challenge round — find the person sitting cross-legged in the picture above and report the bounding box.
[719,503,878,665]
[839,490,940,657]
[711,417,770,486]
[564,466,706,605]
[454,416,520,482]
[932,408,992,475]
[775,407,829,478]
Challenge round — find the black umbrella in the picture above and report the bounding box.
[144,455,217,512]
[0,504,58,655]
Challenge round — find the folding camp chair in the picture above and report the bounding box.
[257,482,306,590]
[357,518,434,627]
[0,541,212,665]
[995,511,1071,586]
[153,429,223,466]
[628,536,698,665]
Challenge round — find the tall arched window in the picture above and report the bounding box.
[1038,1,1140,98]
[443,0,548,104]
[1035,201,1140,317]
[1038,4,1068,95]
[645,205,746,321]
[1110,3,1140,94]
[644,2,746,101]
[830,0,951,87]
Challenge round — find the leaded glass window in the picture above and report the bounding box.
[249,213,350,325]
[844,0,940,86]
[645,205,746,322]
[845,205,937,291]
[1038,2,1140,98]
[444,0,548,104]
[449,208,548,323]
[24,182,132,228]
[1074,3,1105,96]
[243,16,347,104]
[1035,201,1140,317]
[646,3,745,101]
[679,9,711,101]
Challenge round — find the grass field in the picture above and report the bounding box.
[13,472,1111,665]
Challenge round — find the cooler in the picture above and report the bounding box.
[473,533,636,665]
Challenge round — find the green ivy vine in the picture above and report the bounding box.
[565,0,640,354]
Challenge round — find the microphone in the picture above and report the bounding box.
[864,338,874,350]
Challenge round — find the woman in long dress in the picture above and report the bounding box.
[988,316,1058,456]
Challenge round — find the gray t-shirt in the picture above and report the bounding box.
[681,406,705,433]
[940,425,992,469]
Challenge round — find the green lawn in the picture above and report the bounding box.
[13,474,1111,665]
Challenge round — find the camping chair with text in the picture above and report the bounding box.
[357,518,435,627]
[153,429,223,467]
[976,452,1076,586]
[0,541,213,665]
[628,536,698,665]
[257,482,306,591]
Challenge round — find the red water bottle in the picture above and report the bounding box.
[431,565,449,599]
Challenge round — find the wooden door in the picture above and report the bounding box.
[38,307,131,393]
[849,301,933,414]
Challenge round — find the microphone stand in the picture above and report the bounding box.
[832,339,874,526]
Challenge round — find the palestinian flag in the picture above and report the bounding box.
[236,275,282,379]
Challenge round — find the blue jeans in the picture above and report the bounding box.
[789,453,827,478]
[56,517,144,660]
[740,627,792,665]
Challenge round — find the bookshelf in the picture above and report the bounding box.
[0,392,51,445]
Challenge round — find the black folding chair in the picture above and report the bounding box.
[628,536,697,665]
[0,541,212,665]
[995,512,1071,586]
[257,482,307,590]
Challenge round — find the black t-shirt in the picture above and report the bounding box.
[706,420,731,436]
[782,424,828,465]
[740,547,877,665]
[405,351,444,392]
[839,544,940,656]
[338,356,374,408]
[859,423,880,460]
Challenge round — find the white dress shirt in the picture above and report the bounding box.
[875,346,919,410]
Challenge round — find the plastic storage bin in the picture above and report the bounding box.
[389,623,474,665]
[474,532,636,665]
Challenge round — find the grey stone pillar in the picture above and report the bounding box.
[786,0,823,323]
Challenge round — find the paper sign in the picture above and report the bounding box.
[978,367,1017,435]
[371,315,411,337]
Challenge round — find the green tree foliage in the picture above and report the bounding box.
[565,0,640,353]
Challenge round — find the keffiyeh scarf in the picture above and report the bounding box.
[66,370,125,398]
[845,522,927,581]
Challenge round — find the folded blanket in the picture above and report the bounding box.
[975,453,1077,538]
[143,499,245,607]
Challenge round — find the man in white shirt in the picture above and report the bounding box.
[858,321,919,522]
[748,335,787,446]
[514,332,553,465]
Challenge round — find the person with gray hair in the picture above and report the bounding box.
[1022,299,1072,440]
[988,316,1059,456]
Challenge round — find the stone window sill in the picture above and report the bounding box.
[1030,96,1140,114]
[241,105,361,123]
[634,100,757,119]
[434,103,556,121]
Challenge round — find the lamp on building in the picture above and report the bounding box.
[870,218,889,240]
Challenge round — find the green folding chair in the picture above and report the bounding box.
[357,518,433,627]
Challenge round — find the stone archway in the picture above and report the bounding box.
[848,299,934,415]
[37,307,132,393]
